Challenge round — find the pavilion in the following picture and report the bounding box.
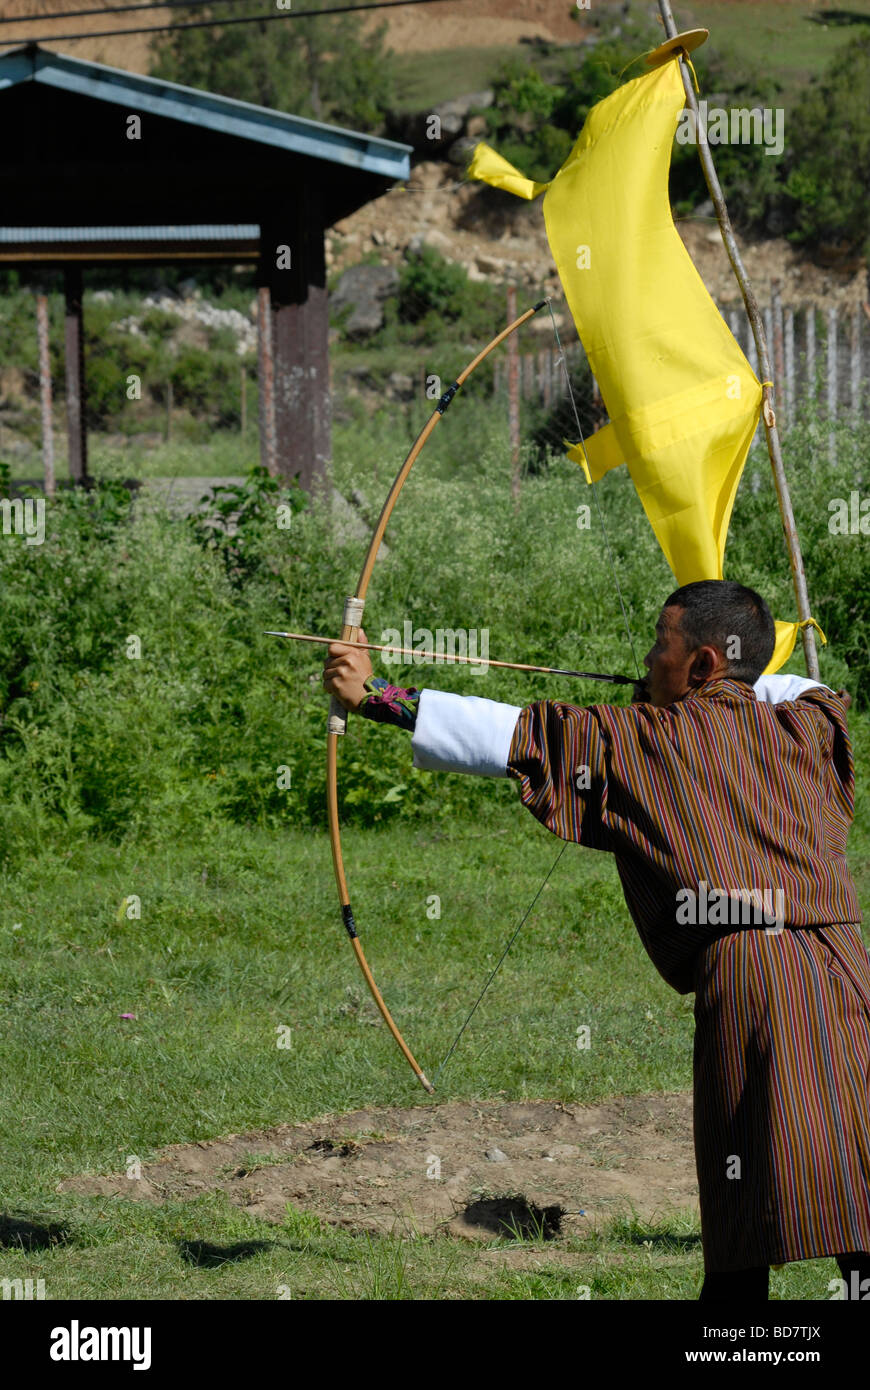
[0,42,412,491]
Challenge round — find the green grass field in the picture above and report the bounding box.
[686,0,870,93]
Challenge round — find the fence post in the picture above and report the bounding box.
[727,307,740,343]
[805,305,816,408]
[35,290,55,498]
[523,352,534,401]
[784,307,795,426]
[827,305,838,463]
[257,285,277,476]
[763,305,774,373]
[746,309,759,377]
[850,304,861,418]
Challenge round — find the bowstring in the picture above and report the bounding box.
[433,298,641,1086]
[432,842,568,1088]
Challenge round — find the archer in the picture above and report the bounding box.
[324,578,870,1303]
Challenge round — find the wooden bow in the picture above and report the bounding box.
[326,299,547,1093]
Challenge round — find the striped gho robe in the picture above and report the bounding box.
[411,675,870,1273]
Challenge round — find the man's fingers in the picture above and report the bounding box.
[322,628,373,709]
[326,627,368,660]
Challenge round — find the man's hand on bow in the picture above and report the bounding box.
[323,628,375,712]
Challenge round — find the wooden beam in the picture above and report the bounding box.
[0,248,260,265]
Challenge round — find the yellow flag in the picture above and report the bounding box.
[470,60,800,674]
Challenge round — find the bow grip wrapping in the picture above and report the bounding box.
[327,595,366,736]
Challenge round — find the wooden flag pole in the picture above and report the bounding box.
[652,0,820,680]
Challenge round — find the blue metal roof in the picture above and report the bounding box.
[0,224,259,243]
[0,43,412,181]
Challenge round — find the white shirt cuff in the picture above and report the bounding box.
[411,690,523,777]
[753,673,831,703]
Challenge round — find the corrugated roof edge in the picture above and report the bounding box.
[0,43,413,181]
[0,225,260,243]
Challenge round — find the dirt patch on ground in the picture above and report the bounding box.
[59,1092,697,1241]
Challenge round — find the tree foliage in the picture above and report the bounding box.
[149,5,398,131]
[784,33,870,257]
[479,31,870,256]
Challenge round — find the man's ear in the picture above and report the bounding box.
[688,644,722,686]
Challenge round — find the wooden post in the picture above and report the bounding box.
[35,290,55,498]
[656,0,820,680]
[850,305,861,418]
[826,306,838,417]
[746,311,759,377]
[257,284,277,476]
[259,185,331,496]
[805,306,816,407]
[772,281,785,401]
[728,307,740,342]
[63,267,88,486]
[240,363,247,436]
[827,305,838,464]
[523,352,535,400]
[507,285,521,503]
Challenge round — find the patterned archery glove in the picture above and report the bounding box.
[357,676,420,731]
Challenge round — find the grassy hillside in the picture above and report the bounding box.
[389,1,870,112]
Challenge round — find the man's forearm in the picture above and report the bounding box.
[358,677,521,777]
[411,690,522,777]
[356,673,835,780]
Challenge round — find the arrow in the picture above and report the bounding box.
[264,630,636,685]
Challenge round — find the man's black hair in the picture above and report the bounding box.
[663,580,776,685]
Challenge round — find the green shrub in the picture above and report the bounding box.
[784,33,870,257]
[2,405,866,872]
[398,245,470,324]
